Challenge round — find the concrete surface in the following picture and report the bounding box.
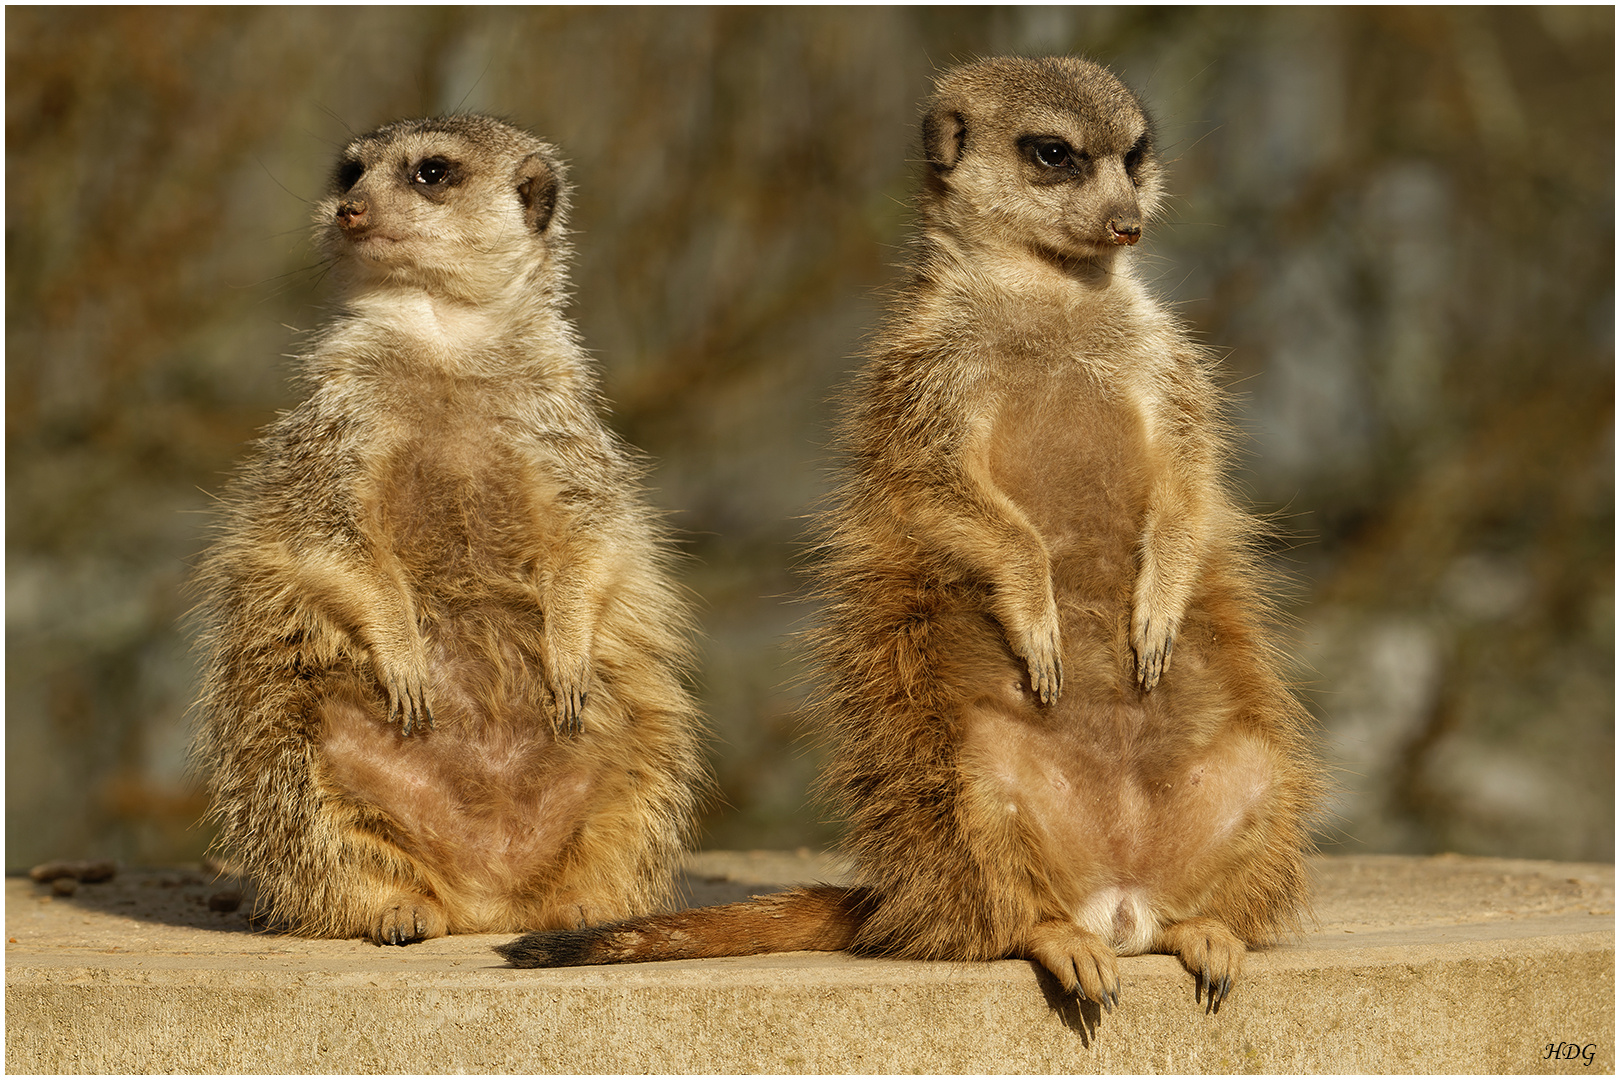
[5,852,1613,1074]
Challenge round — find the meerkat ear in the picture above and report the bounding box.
[516,154,560,235]
[923,105,968,172]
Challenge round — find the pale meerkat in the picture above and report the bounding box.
[496,56,1324,1012]
[189,114,708,945]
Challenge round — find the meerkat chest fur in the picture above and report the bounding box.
[308,120,619,611]
[352,375,574,598]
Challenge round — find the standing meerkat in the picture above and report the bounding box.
[497,57,1324,1011]
[190,114,707,945]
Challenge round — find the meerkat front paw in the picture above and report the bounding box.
[1131,606,1176,692]
[1155,917,1245,1012]
[997,578,1065,705]
[1012,608,1064,706]
[372,641,434,735]
[372,894,448,946]
[544,642,592,737]
[1026,628,1064,706]
[1023,921,1120,1011]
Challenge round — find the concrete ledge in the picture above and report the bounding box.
[5,853,1613,1073]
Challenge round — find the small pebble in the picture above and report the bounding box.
[208,890,242,913]
[29,859,117,884]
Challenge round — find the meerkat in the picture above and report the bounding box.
[189,114,707,945]
[496,56,1324,1012]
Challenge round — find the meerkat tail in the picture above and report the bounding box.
[494,885,870,967]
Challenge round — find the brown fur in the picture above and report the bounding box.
[189,115,707,945]
[497,57,1324,1012]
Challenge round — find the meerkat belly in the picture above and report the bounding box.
[318,685,600,897]
[971,368,1278,951]
[320,414,597,895]
[962,709,1279,952]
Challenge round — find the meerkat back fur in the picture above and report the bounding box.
[190,115,707,945]
[497,57,1323,1012]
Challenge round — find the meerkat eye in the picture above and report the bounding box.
[335,159,364,192]
[1032,139,1074,169]
[412,157,453,186]
[1018,137,1087,180]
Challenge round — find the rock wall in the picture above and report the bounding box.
[6,7,1612,866]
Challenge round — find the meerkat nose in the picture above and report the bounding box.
[336,198,370,230]
[1109,220,1141,245]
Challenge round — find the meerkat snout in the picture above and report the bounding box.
[335,198,369,231]
[1097,157,1144,244]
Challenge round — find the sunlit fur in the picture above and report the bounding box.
[497,57,1323,1014]
[189,115,707,944]
[813,55,1324,1009]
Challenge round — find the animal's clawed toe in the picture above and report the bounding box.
[550,679,589,737]
[372,895,447,946]
[1157,917,1244,1012]
[1130,604,1178,692]
[1019,617,1065,706]
[1024,922,1119,1010]
[381,666,435,736]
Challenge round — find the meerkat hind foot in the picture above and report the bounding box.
[1022,921,1120,1011]
[372,893,448,946]
[1154,917,1245,1011]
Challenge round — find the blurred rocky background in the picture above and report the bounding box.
[7,7,1612,868]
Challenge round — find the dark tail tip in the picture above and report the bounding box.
[493,927,602,968]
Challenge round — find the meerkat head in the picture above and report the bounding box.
[315,114,569,304]
[920,57,1164,268]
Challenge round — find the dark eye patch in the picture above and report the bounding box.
[1124,134,1150,178]
[1017,136,1088,184]
[335,159,364,192]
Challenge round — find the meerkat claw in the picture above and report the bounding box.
[563,690,587,736]
[1024,639,1064,705]
[550,680,589,737]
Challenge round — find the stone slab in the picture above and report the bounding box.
[5,853,1613,1073]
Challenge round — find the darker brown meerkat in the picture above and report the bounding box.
[189,115,708,945]
[496,57,1325,1011]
